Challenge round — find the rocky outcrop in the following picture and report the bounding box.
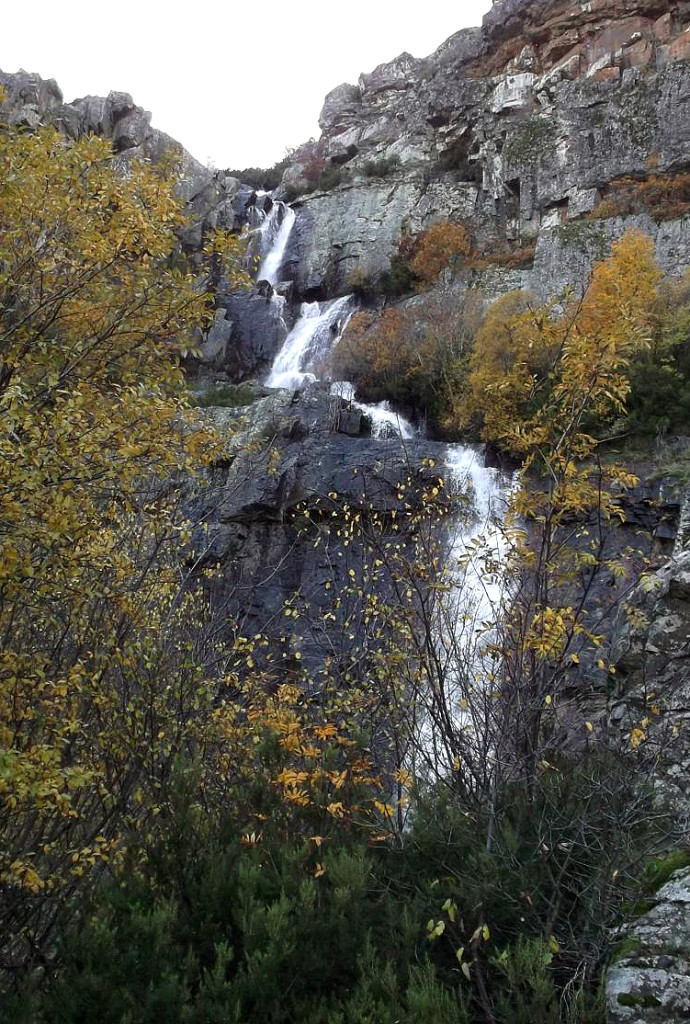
[607,549,690,818]
[0,68,284,373]
[190,383,449,662]
[279,0,690,298]
[607,866,690,1023]
[0,69,251,247]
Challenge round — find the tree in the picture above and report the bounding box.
[0,122,252,972]
[409,221,472,285]
[461,231,661,452]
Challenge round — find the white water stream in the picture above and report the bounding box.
[257,202,296,286]
[259,199,515,783]
[330,381,415,439]
[266,295,357,390]
[443,445,514,663]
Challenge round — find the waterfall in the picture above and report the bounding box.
[330,381,415,439]
[257,202,296,286]
[443,445,513,628]
[266,295,356,390]
[409,443,515,786]
[265,299,416,441]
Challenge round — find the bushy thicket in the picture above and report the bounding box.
[4,99,690,1024]
[331,289,483,436]
[10,745,674,1024]
[226,155,292,192]
[342,231,690,443]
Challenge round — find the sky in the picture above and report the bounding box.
[2,1,492,171]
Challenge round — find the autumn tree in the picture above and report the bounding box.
[409,220,472,285]
[462,231,661,454]
[0,124,401,991]
[337,231,681,1014]
[332,288,483,434]
[0,122,256,972]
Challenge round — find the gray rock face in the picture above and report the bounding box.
[279,0,690,298]
[190,384,445,662]
[607,867,690,1024]
[608,550,690,820]
[0,69,249,246]
[288,177,478,295]
[217,291,293,380]
[0,69,63,125]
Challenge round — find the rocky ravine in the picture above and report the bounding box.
[4,5,690,1019]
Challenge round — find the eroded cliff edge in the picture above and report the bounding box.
[279,0,690,304]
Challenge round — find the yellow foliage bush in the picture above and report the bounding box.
[0,126,393,970]
[462,230,661,457]
[0,124,254,945]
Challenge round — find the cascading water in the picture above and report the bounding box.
[443,445,513,638]
[330,381,415,439]
[264,292,417,440]
[257,202,296,286]
[266,295,357,390]
[409,443,515,786]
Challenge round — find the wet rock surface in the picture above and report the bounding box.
[189,384,447,662]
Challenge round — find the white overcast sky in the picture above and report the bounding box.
[2,0,492,170]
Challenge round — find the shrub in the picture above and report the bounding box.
[226,154,292,192]
[409,221,472,284]
[189,383,260,408]
[363,155,401,178]
[24,749,668,1024]
[0,122,251,979]
[461,231,662,449]
[318,163,347,190]
[380,254,418,296]
[590,171,690,222]
[625,269,690,434]
[331,289,483,435]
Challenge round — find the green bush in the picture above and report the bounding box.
[379,254,417,296]
[363,155,401,178]
[188,383,259,408]
[15,751,670,1024]
[226,155,292,192]
[318,164,347,190]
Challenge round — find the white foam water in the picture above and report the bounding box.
[266,296,356,390]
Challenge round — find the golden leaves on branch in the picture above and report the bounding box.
[0,125,251,914]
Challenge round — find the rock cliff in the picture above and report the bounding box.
[0,68,251,248]
[279,0,690,301]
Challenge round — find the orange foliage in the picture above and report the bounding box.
[590,172,690,222]
[409,220,472,284]
[332,290,482,430]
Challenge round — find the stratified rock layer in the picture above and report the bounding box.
[281,0,690,298]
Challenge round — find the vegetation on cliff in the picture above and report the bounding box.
[0,113,687,1024]
[337,228,690,441]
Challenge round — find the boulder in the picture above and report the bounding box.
[607,867,690,1023]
